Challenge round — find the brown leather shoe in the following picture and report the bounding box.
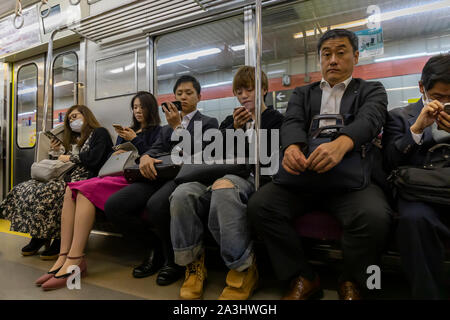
[338,281,361,300]
[282,275,323,300]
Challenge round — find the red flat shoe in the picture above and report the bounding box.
[35,252,68,286]
[42,255,87,291]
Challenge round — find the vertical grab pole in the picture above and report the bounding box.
[254,0,262,190]
[42,29,57,133]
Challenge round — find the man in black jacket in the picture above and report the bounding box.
[105,76,218,286]
[248,29,393,300]
[383,54,450,299]
[169,66,283,300]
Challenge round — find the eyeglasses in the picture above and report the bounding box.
[68,112,82,120]
[424,89,450,103]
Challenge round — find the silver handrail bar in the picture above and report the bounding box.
[254,0,262,190]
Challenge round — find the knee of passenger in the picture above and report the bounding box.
[170,183,197,203]
[350,207,391,235]
[399,207,430,225]
[64,186,73,200]
[211,179,235,191]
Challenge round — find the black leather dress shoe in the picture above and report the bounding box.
[156,263,185,286]
[133,248,163,278]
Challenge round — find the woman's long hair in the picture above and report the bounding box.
[62,105,101,151]
[129,91,161,131]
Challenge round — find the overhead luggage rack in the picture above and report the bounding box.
[68,0,288,44]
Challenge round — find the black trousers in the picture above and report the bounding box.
[396,198,450,299]
[104,179,178,262]
[247,182,392,288]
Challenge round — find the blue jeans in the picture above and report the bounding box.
[169,174,255,271]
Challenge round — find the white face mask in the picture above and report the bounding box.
[70,119,84,133]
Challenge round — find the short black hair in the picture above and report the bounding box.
[317,29,359,54]
[173,75,201,95]
[420,53,450,91]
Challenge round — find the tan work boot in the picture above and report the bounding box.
[180,253,207,300]
[218,259,259,300]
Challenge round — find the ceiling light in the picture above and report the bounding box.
[231,44,245,51]
[157,48,221,67]
[374,51,446,62]
[54,80,73,87]
[17,87,37,95]
[110,67,124,74]
[385,86,419,92]
[203,81,232,88]
[267,69,286,75]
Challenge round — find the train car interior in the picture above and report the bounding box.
[0,0,449,300]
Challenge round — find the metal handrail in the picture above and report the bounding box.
[254,0,262,190]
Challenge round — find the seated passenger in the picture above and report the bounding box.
[170,66,284,300]
[35,91,161,290]
[0,105,112,259]
[247,29,393,300]
[382,54,450,299]
[104,75,219,286]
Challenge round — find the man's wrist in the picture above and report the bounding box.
[411,123,424,134]
[336,135,354,153]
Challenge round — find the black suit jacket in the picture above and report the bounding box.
[382,100,436,172]
[144,110,219,157]
[281,78,388,151]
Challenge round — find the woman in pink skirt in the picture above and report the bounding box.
[36,91,162,290]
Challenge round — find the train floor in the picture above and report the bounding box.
[0,220,412,300]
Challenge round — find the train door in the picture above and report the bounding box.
[10,46,81,188]
[11,55,45,187]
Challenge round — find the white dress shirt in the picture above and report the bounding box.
[319,76,353,127]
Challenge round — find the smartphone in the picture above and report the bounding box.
[44,131,62,144]
[444,102,450,114]
[162,101,182,111]
[112,124,124,130]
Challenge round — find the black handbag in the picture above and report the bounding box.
[273,114,372,191]
[388,143,450,206]
[123,152,182,183]
[174,158,251,185]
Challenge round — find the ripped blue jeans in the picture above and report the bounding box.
[169,174,255,271]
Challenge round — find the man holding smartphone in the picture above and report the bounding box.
[383,53,450,299]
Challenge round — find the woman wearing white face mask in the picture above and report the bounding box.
[0,105,113,259]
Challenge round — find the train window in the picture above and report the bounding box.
[95,51,137,100]
[155,15,245,124]
[16,64,38,149]
[137,48,147,92]
[261,0,450,112]
[52,52,78,128]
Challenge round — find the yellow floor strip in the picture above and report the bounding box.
[0,219,31,238]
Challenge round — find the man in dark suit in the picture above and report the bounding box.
[383,54,450,299]
[248,29,393,300]
[105,75,219,286]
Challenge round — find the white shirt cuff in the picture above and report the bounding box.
[410,127,423,145]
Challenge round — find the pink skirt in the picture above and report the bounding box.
[67,176,129,211]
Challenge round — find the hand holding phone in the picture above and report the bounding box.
[44,131,62,144]
[112,124,124,131]
[162,101,182,112]
[233,106,252,129]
